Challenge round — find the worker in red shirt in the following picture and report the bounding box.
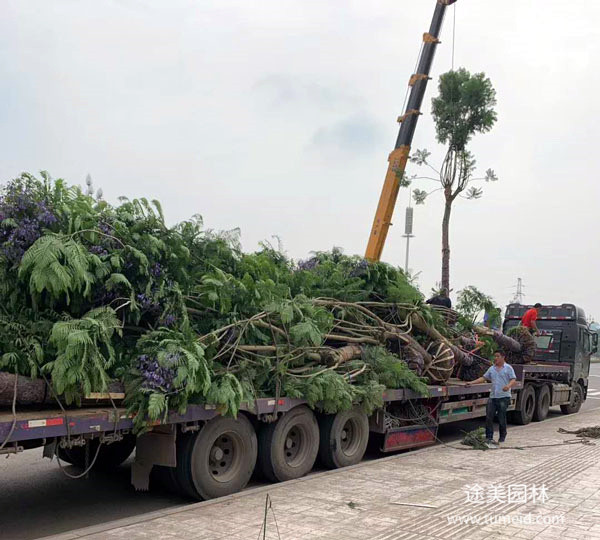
[521,303,541,335]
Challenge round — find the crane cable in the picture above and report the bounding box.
[451,2,456,71]
[401,42,425,120]
[451,2,457,143]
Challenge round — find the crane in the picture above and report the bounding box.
[365,0,457,262]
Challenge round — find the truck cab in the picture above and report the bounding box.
[503,303,595,399]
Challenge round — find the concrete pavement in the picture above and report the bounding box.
[43,407,600,540]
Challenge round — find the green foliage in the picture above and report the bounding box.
[456,286,501,328]
[47,307,121,403]
[283,370,356,414]
[461,427,489,450]
[431,68,497,151]
[20,234,102,303]
[507,325,528,340]
[148,393,166,421]
[360,346,429,396]
[478,336,498,360]
[205,372,249,417]
[126,328,211,432]
[0,308,54,377]
[289,321,324,347]
[292,248,423,304]
[351,379,385,416]
[279,346,428,417]
[0,173,441,432]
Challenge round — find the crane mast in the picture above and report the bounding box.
[365,0,457,262]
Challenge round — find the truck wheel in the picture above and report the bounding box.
[509,384,535,425]
[57,435,136,470]
[533,385,551,422]
[561,382,584,415]
[178,416,257,500]
[258,406,319,483]
[318,409,369,469]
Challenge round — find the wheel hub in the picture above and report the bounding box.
[209,435,235,480]
[284,427,302,465]
[211,447,224,462]
[340,419,360,455]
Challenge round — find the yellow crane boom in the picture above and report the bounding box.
[365,0,457,262]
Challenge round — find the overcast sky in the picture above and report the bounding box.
[1,0,599,318]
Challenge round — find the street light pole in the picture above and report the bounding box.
[404,232,411,274]
[403,190,414,274]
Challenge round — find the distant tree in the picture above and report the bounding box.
[408,68,498,294]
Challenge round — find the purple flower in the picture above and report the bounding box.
[150,263,163,278]
[162,313,177,327]
[297,257,319,271]
[136,293,160,313]
[349,259,370,278]
[89,245,109,256]
[137,353,179,392]
[98,221,113,235]
[0,179,58,264]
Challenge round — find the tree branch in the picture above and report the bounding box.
[424,162,441,176]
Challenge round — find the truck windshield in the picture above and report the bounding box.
[534,335,553,349]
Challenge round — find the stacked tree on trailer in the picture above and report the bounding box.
[0,174,533,432]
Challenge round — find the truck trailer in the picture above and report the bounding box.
[0,304,592,501]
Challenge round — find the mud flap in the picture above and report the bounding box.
[131,425,176,491]
[43,439,57,460]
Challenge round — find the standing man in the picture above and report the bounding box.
[521,303,542,335]
[466,351,517,445]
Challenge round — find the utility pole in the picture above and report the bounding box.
[513,277,525,304]
[403,191,414,274]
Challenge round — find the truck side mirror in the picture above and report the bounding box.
[592,333,598,354]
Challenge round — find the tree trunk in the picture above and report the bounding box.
[0,372,53,407]
[326,344,363,364]
[441,191,453,294]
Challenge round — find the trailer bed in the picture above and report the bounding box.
[0,363,571,446]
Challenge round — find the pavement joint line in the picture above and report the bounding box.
[38,408,600,540]
[370,443,600,539]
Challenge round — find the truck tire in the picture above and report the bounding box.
[318,409,369,469]
[509,384,535,425]
[533,385,551,422]
[57,435,136,470]
[177,416,257,500]
[561,382,584,415]
[258,406,319,483]
[175,431,199,499]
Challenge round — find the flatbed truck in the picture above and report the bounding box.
[0,304,591,501]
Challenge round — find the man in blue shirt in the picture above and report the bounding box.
[466,351,517,445]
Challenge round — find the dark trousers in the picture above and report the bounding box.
[485,397,510,441]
